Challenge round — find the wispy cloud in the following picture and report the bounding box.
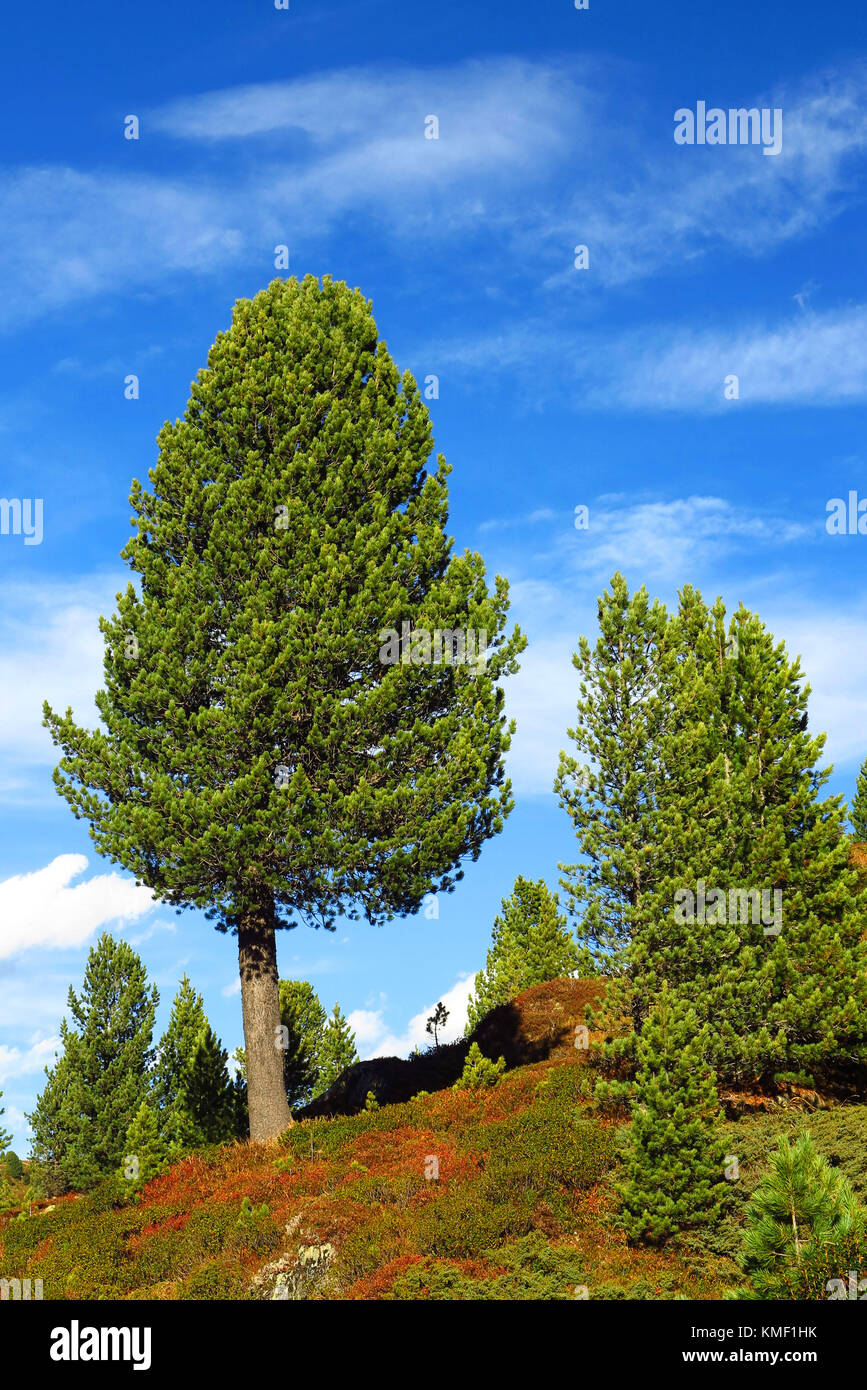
[1,58,865,329]
[432,303,867,412]
[0,574,121,802]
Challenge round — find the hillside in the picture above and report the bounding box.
[3,978,866,1301]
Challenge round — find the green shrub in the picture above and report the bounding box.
[414,1181,534,1258]
[232,1197,281,1255]
[388,1234,591,1299]
[85,1175,139,1214]
[453,1043,506,1091]
[4,1152,23,1181]
[178,1259,250,1300]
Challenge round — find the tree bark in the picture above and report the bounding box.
[238,903,293,1140]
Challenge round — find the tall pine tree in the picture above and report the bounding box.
[43,275,525,1140]
[560,574,867,1086]
[27,935,158,1191]
[555,575,675,981]
[314,1004,358,1096]
[850,754,867,841]
[154,976,237,1152]
[466,876,579,1031]
[616,985,728,1245]
[0,1089,10,1154]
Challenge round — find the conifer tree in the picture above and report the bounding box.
[850,755,867,841]
[43,275,525,1140]
[119,1101,169,1189]
[4,1150,23,1181]
[152,975,207,1115]
[278,980,328,1110]
[561,574,867,1086]
[0,1167,14,1213]
[314,1004,358,1096]
[639,592,867,1079]
[555,575,674,980]
[27,935,158,1190]
[736,1133,866,1299]
[617,986,728,1245]
[0,1089,10,1154]
[175,1026,237,1146]
[466,876,579,1031]
[154,977,236,1152]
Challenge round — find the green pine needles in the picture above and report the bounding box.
[466,876,580,1032]
[42,275,525,1139]
[616,986,729,1245]
[558,573,867,1085]
[735,1132,867,1299]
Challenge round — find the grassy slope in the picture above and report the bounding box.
[3,980,866,1301]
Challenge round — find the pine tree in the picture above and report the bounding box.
[154,977,236,1152]
[453,1041,506,1090]
[175,1026,237,1146]
[153,975,207,1115]
[641,591,867,1080]
[617,986,728,1245]
[314,1004,358,1096]
[4,1151,23,1181]
[0,1089,11,1153]
[278,980,328,1110]
[466,877,579,1032]
[27,935,158,1191]
[560,575,867,1087]
[0,1168,14,1213]
[119,1102,168,1189]
[43,274,525,1141]
[555,575,674,980]
[736,1133,866,1299]
[850,755,867,841]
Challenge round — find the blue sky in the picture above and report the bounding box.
[1,0,866,1153]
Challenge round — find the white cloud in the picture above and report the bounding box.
[0,854,156,961]
[349,973,475,1059]
[0,1036,61,1084]
[3,1105,32,1138]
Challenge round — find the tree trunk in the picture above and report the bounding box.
[238,904,293,1140]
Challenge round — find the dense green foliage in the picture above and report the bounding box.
[616,987,729,1245]
[4,1150,23,1181]
[735,1132,867,1299]
[119,1102,169,1189]
[851,754,867,841]
[155,976,240,1152]
[42,273,525,1139]
[466,877,579,1032]
[27,935,158,1192]
[558,573,867,1085]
